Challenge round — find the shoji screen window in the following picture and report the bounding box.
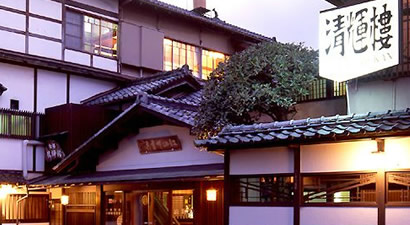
[163,38,201,77]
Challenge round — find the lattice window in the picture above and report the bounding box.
[387,172,410,202]
[231,175,294,204]
[303,173,376,203]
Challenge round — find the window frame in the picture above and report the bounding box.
[163,37,229,80]
[229,173,295,207]
[386,170,410,207]
[297,79,347,103]
[301,171,378,207]
[64,8,119,60]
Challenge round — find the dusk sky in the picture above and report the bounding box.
[160,0,335,49]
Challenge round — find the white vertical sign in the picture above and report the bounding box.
[319,0,400,82]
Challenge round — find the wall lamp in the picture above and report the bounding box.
[61,195,69,205]
[372,138,385,154]
[206,189,217,201]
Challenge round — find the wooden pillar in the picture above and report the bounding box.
[95,185,103,225]
[223,150,230,225]
[292,145,301,225]
[168,190,173,225]
[148,192,154,224]
[377,169,386,225]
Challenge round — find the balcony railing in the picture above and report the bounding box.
[0,108,41,139]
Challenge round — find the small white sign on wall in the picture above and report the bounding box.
[319,0,400,82]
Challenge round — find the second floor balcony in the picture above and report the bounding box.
[0,108,41,140]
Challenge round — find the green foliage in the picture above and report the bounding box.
[194,41,318,138]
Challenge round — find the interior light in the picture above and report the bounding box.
[206,189,217,202]
[61,195,69,205]
[0,185,16,199]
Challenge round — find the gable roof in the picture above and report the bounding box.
[84,65,202,106]
[195,109,410,149]
[53,67,202,173]
[133,0,272,43]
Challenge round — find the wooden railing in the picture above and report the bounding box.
[0,108,41,139]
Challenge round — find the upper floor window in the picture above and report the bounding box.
[297,79,347,102]
[201,49,228,79]
[164,39,200,77]
[65,10,118,58]
[163,38,228,79]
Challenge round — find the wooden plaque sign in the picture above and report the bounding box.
[137,135,182,154]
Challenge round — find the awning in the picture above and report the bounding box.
[30,164,224,186]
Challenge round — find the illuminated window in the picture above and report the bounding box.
[387,172,410,202]
[303,173,376,203]
[163,38,200,77]
[202,49,227,79]
[163,39,227,79]
[231,175,294,204]
[65,10,118,58]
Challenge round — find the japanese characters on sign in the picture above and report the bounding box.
[319,0,399,82]
[137,135,182,154]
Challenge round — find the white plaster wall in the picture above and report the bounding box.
[29,0,62,20]
[0,63,34,111]
[302,140,378,173]
[64,49,91,66]
[72,0,118,13]
[28,37,62,60]
[0,139,23,170]
[93,55,117,72]
[230,147,294,175]
[301,138,410,173]
[97,125,223,171]
[0,30,25,53]
[394,77,410,110]
[0,9,26,31]
[36,69,66,113]
[346,77,410,114]
[300,207,377,225]
[386,208,410,225]
[0,0,26,11]
[229,207,293,225]
[69,75,115,104]
[29,17,62,39]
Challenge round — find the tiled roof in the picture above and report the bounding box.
[195,109,410,149]
[141,94,198,126]
[0,170,26,184]
[84,66,202,106]
[136,0,272,42]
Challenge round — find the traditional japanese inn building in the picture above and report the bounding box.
[0,0,377,225]
[196,0,410,225]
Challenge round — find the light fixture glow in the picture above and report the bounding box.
[61,195,69,205]
[206,189,217,202]
[0,185,16,199]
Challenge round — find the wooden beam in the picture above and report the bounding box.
[223,150,230,225]
[377,169,386,225]
[95,185,103,225]
[292,145,301,225]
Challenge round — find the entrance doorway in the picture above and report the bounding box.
[105,190,194,225]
